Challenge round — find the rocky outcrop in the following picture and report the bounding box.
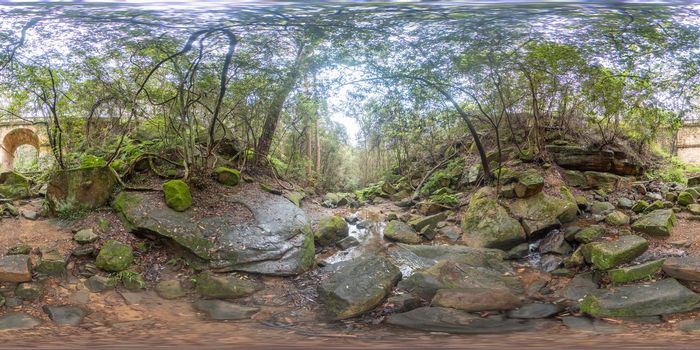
[545,145,643,175]
[113,184,314,276]
[46,166,116,215]
[318,255,401,320]
[461,187,525,250]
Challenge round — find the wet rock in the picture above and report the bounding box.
[0,254,31,282]
[563,226,581,241]
[514,170,544,198]
[95,240,133,272]
[608,259,665,283]
[195,273,263,299]
[213,167,240,186]
[538,230,572,255]
[388,244,509,274]
[461,187,525,250]
[85,275,117,292]
[15,282,43,301]
[318,255,400,320]
[0,313,41,330]
[631,209,676,236]
[509,192,577,237]
[540,254,563,272]
[505,243,530,260]
[431,288,521,312]
[387,307,555,334]
[605,211,630,226]
[74,228,98,244]
[581,278,700,317]
[410,212,448,232]
[588,235,648,270]
[398,254,521,300]
[43,305,87,326]
[336,236,360,250]
[315,215,349,246]
[663,253,700,281]
[507,303,563,319]
[46,166,116,215]
[416,201,448,216]
[7,244,31,255]
[113,187,314,276]
[193,300,259,320]
[384,220,421,244]
[155,280,186,299]
[574,225,605,244]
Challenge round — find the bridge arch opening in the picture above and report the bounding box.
[2,128,41,172]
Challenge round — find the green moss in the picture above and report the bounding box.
[420,158,464,195]
[608,259,665,283]
[429,193,459,207]
[315,215,349,245]
[80,155,107,168]
[162,180,193,212]
[95,240,134,272]
[214,167,241,186]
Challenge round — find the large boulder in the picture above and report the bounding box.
[314,215,349,246]
[384,220,421,244]
[461,187,525,250]
[581,279,700,317]
[631,209,676,236]
[588,235,648,270]
[0,255,31,282]
[162,180,192,212]
[0,171,30,199]
[509,192,577,238]
[398,254,521,300]
[113,184,314,276]
[546,145,642,175]
[46,166,116,215]
[514,170,544,198]
[213,167,241,187]
[318,255,401,320]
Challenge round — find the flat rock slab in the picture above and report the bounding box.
[507,303,564,319]
[431,288,522,312]
[318,255,401,320]
[193,300,259,320]
[0,313,41,330]
[609,259,665,284]
[663,254,700,281]
[0,254,32,282]
[631,209,676,236]
[386,307,556,334]
[581,278,700,317]
[588,235,648,270]
[561,316,626,334]
[387,243,508,276]
[114,183,314,276]
[43,305,87,326]
[559,273,599,301]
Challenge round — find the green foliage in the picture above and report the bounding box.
[110,271,146,290]
[430,193,459,207]
[420,158,465,196]
[646,156,700,184]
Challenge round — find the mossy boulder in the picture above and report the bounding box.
[588,235,648,270]
[318,255,401,320]
[73,229,98,244]
[631,209,676,236]
[461,187,525,250]
[514,170,544,198]
[509,192,577,237]
[213,167,241,187]
[581,279,700,317]
[35,250,66,277]
[15,282,43,301]
[0,171,30,199]
[384,220,421,244]
[678,192,695,206]
[605,211,630,226]
[574,225,605,243]
[195,273,263,299]
[162,180,192,212]
[631,200,650,213]
[590,201,615,215]
[315,215,349,246]
[608,259,665,284]
[95,240,133,272]
[562,170,588,188]
[46,166,116,215]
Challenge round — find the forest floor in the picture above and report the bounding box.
[1,191,700,349]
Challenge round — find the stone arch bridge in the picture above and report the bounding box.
[676,123,700,165]
[0,120,50,171]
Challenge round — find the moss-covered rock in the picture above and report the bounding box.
[509,192,577,237]
[213,167,241,186]
[15,282,43,301]
[562,170,588,188]
[384,220,421,244]
[46,166,116,215]
[35,250,66,277]
[461,187,525,250]
[0,171,30,199]
[514,170,544,198]
[588,235,648,270]
[162,180,192,212]
[631,209,676,236]
[73,229,98,244]
[284,191,305,207]
[678,192,695,206]
[605,211,630,226]
[195,273,263,299]
[631,200,650,213]
[315,215,349,246]
[575,225,605,243]
[584,171,620,191]
[608,259,665,284]
[590,201,615,215]
[156,280,186,299]
[95,240,133,272]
